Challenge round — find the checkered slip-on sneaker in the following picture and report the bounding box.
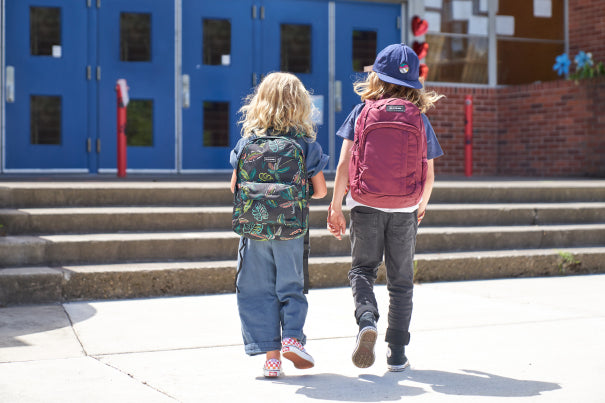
[281,338,315,369]
[352,326,377,368]
[263,358,282,377]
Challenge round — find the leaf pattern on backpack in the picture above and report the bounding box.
[243,223,263,236]
[265,184,278,197]
[252,203,269,221]
[269,141,281,152]
[242,199,253,213]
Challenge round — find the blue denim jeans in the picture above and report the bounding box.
[349,206,418,345]
[236,236,308,355]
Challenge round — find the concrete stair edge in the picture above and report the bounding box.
[1,247,603,306]
[1,224,604,268]
[1,203,605,234]
[3,180,605,207]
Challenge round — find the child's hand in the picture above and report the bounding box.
[327,203,347,240]
[417,209,425,224]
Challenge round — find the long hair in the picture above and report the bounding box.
[353,71,444,113]
[238,72,316,140]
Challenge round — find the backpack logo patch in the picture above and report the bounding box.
[386,105,406,112]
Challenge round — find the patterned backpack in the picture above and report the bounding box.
[232,135,309,241]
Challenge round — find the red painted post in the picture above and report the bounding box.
[116,79,129,177]
[464,95,473,177]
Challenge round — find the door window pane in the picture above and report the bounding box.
[30,7,61,56]
[203,102,229,147]
[203,19,231,65]
[425,35,488,84]
[281,24,311,73]
[120,13,151,62]
[126,100,153,146]
[352,30,377,72]
[30,95,61,145]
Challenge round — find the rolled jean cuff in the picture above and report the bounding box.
[385,328,410,345]
[282,331,306,345]
[244,341,282,356]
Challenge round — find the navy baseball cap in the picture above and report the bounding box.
[372,43,422,89]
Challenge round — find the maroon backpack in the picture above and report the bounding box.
[349,98,427,209]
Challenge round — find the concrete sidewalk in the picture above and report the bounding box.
[1,275,603,402]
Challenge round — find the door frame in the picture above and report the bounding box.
[97,0,179,174]
[2,0,91,173]
[1,0,5,173]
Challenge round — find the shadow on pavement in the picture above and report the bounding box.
[0,303,97,349]
[271,369,560,401]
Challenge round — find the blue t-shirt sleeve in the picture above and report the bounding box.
[229,137,249,169]
[304,141,329,177]
[422,114,444,160]
[336,103,365,141]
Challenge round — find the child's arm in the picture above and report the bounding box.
[417,159,435,222]
[230,169,237,193]
[310,172,327,199]
[327,139,353,240]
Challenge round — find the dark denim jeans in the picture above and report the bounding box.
[349,206,418,346]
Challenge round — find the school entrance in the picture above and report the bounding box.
[2,0,405,173]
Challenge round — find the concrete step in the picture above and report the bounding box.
[1,203,604,234]
[1,224,604,268]
[2,179,605,208]
[2,246,603,305]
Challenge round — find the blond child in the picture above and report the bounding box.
[230,72,328,377]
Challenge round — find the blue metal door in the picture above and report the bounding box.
[335,1,402,151]
[5,0,89,171]
[260,0,330,156]
[97,0,176,172]
[181,0,255,170]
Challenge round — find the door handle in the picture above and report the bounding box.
[182,74,190,108]
[334,80,342,113]
[6,66,15,103]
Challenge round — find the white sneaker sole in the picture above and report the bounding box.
[282,346,315,369]
[388,359,410,372]
[263,369,281,377]
[352,326,377,368]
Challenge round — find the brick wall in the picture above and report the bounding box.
[569,0,605,63]
[498,78,605,177]
[426,87,498,176]
[425,1,605,178]
[427,78,605,177]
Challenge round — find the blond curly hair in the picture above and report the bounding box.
[353,71,444,113]
[238,72,316,140]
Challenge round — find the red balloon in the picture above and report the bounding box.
[412,41,429,60]
[411,16,429,36]
[419,64,429,80]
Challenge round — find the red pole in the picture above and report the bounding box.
[464,95,473,177]
[116,80,128,177]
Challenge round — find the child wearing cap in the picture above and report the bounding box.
[327,43,444,371]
